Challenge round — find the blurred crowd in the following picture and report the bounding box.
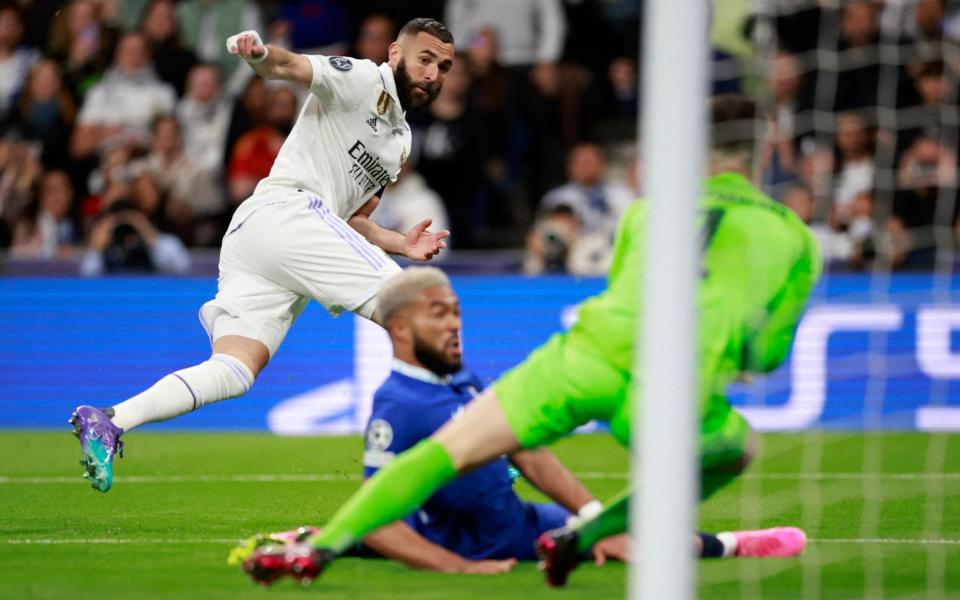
[757,0,959,271]
[0,0,957,275]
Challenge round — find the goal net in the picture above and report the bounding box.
[637,1,959,597]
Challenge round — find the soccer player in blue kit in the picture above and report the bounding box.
[229,267,628,573]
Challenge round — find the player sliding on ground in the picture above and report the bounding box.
[229,268,806,579]
[229,267,629,574]
[70,19,455,492]
[238,95,820,587]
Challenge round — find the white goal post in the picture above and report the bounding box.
[630,0,710,599]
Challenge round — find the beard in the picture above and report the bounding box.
[395,58,441,111]
[413,335,461,376]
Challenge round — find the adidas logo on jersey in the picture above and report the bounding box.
[366,117,378,132]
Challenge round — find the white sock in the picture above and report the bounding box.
[716,532,738,558]
[111,354,255,431]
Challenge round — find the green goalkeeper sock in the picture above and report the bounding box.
[573,470,742,555]
[309,438,457,554]
[574,489,630,554]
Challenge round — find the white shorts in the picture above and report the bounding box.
[199,190,401,356]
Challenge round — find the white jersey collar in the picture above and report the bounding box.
[392,358,450,385]
[377,62,405,118]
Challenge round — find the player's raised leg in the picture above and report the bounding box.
[71,335,266,492]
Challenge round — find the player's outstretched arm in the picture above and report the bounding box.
[348,197,449,261]
[362,514,516,574]
[226,30,313,88]
[509,448,597,515]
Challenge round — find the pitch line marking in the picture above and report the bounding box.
[0,473,363,484]
[1,472,959,484]
[578,472,960,481]
[809,538,960,546]
[4,537,959,546]
[3,538,236,545]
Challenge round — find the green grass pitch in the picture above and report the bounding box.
[1,431,958,599]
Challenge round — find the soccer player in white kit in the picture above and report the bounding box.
[70,19,457,493]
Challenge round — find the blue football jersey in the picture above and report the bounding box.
[363,363,569,560]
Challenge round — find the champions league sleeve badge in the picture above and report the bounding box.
[328,56,353,71]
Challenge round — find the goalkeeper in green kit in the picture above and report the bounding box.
[238,95,821,587]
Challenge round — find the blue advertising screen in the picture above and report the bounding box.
[1,274,958,432]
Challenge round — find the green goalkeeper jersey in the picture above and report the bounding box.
[571,171,821,380]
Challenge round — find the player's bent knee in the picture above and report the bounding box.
[211,353,256,398]
[434,389,522,473]
[212,335,270,376]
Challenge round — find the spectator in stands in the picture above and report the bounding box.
[111,0,151,32]
[460,28,522,247]
[846,190,877,268]
[375,163,449,256]
[446,0,568,205]
[177,63,232,176]
[538,143,633,239]
[3,59,76,169]
[465,28,507,120]
[763,50,813,187]
[141,0,197,96]
[176,0,262,96]
[784,181,876,269]
[782,182,838,258]
[226,86,297,205]
[523,204,578,274]
[47,0,117,101]
[911,60,949,106]
[605,57,639,122]
[353,13,395,64]
[70,31,176,161]
[795,137,835,203]
[446,0,566,71]
[524,143,634,275]
[273,0,350,54]
[581,55,639,144]
[10,168,77,259]
[0,136,42,247]
[900,61,951,149]
[833,111,875,227]
[409,55,476,248]
[914,0,946,44]
[130,171,170,230]
[835,1,881,110]
[0,4,39,122]
[888,133,959,268]
[80,198,190,276]
[132,115,223,245]
[80,145,136,227]
[223,76,268,172]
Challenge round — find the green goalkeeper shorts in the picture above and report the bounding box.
[493,330,750,469]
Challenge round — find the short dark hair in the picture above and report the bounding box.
[710,94,760,157]
[399,18,454,45]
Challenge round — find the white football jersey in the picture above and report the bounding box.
[254,55,413,220]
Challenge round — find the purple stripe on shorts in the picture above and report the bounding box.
[313,198,385,269]
[307,196,386,270]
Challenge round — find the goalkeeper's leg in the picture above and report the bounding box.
[572,417,755,554]
[308,388,524,553]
